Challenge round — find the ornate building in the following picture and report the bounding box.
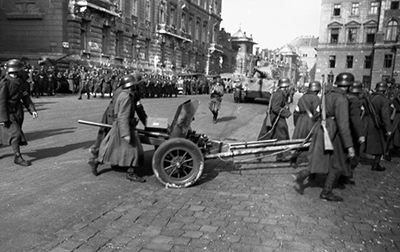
[316,0,400,88]
[0,0,232,75]
[230,28,257,76]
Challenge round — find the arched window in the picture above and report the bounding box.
[385,20,398,41]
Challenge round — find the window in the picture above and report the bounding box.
[188,17,193,35]
[364,55,372,68]
[132,0,138,16]
[351,3,359,15]
[347,28,357,43]
[115,31,123,57]
[330,28,339,44]
[329,55,336,68]
[181,12,186,32]
[369,1,379,14]
[102,27,110,54]
[303,54,308,57]
[333,4,341,16]
[159,2,165,23]
[384,54,393,68]
[170,6,175,27]
[382,75,391,81]
[366,27,376,43]
[202,21,207,43]
[346,55,354,68]
[385,20,398,41]
[391,1,399,9]
[328,74,335,84]
[195,18,200,41]
[362,75,371,89]
[145,0,150,22]
[80,20,90,51]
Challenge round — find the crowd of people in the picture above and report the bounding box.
[259,72,398,202]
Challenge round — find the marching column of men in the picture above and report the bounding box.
[278,73,397,202]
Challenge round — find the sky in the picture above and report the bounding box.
[220,0,322,49]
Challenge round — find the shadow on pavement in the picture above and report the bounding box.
[25,140,94,161]
[25,127,77,142]
[216,116,236,123]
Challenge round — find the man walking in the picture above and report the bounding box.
[294,73,355,201]
[0,59,38,166]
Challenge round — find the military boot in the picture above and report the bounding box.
[126,168,146,183]
[320,172,343,202]
[293,169,310,195]
[14,155,31,166]
[88,158,99,176]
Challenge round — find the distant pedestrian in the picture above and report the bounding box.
[209,78,224,124]
[0,59,38,166]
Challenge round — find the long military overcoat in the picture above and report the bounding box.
[307,87,353,176]
[363,92,392,155]
[258,89,291,140]
[0,75,36,146]
[292,92,320,139]
[98,89,144,167]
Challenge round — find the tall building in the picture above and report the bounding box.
[230,28,257,76]
[317,0,400,88]
[288,36,319,83]
[0,0,229,75]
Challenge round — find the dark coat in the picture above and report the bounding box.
[98,89,145,167]
[389,91,400,148]
[363,92,392,155]
[307,87,353,176]
[258,89,291,140]
[0,75,36,146]
[348,94,364,153]
[292,92,320,139]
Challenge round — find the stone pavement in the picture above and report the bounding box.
[1,93,399,252]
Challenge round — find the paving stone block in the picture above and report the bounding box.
[183,230,203,238]
[200,225,219,233]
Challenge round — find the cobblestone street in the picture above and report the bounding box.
[0,94,399,252]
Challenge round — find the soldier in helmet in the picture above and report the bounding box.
[0,59,38,166]
[294,73,356,202]
[362,81,393,171]
[257,77,292,161]
[336,80,366,185]
[290,81,321,167]
[90,74,147,182]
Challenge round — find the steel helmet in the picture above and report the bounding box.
[120,74,142,89]
[349,81,363,93]
[6,59,24,73]
[278,77,291,88]
[375,81,388,91]
[308,81,321,92]
[334,72,354,86]
[385,77,395,84]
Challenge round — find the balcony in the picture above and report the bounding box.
[156,23,192,43]
[75,0,121,17]
[208,43,224,53]
[318,42,374,49]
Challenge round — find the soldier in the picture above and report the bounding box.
[363,82,393,171]
[90,74,147,182]
[209,79,224,124]
[385,82,400,159]
[294,73,356,202]
[257,77,292,161]
[290,81,321,166]
[77,67,90,100]
[0,59,38,166]
[337,81,365,185]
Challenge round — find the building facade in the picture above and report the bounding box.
[317,0,400,88]
[0,0,232,75]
